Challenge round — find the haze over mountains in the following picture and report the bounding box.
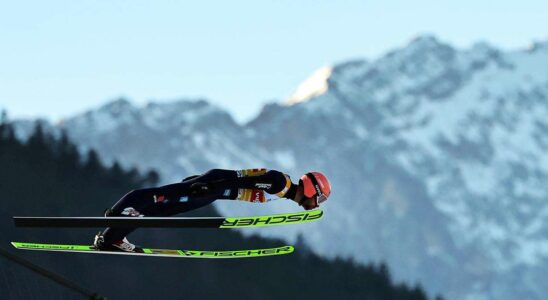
[10,35,548,300]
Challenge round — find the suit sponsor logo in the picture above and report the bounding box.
[121,207,142,217]
[251,189,265,202]
[255,183,272,189]
[154,195,167,203]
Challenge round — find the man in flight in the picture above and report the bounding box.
[93,168,332,252]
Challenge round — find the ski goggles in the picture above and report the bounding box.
[306,173,328,206]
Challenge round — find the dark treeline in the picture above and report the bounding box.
[0,117,437,300]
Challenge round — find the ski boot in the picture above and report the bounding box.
[93,232,144,253]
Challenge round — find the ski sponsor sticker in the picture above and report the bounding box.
[177,246,294,257]
[220,210,323,228]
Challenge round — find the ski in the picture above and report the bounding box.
[13,209,323,228]
[11,242,294,258]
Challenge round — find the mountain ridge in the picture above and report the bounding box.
[10,34,548,300]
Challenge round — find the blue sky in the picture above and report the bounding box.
[1,0,546,123]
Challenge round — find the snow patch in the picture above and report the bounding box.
[287,66,333,104]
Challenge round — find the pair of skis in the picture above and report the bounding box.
[12,209,323,258]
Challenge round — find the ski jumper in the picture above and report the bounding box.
[102,168,298,243]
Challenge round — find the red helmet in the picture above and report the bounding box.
[300,172,331,206]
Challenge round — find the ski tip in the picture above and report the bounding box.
[11,242,21,249]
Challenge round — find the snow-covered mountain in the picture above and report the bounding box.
[59,99,268,175]
[13,35,548,300]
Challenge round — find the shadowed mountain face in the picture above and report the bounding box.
[0,122,429,300]
[12,35,548,300]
